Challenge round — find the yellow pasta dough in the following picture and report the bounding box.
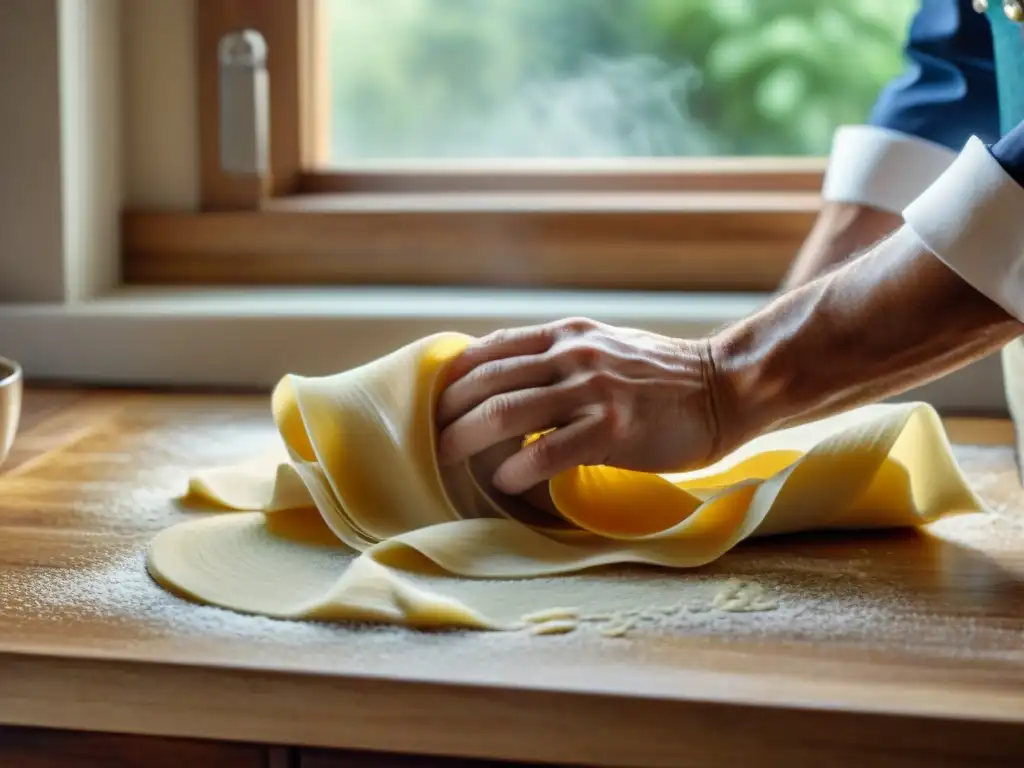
[147,332,984,630]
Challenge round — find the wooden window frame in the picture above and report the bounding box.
[121,0,824,292]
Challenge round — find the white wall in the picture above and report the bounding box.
[121,0,198,210]
[0,1,67,302]
[61,0,123,301]
[0,0,125,303]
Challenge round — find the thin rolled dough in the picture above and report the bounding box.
[147,333,984,630]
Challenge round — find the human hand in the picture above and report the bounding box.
[435,317,731,495]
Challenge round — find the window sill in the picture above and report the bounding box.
[122,194,818,292]
[0,285,1007,415]
[0,285,761,387]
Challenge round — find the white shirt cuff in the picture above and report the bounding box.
[903,136,1024,324]
[821,125,958,214]
[1001,340,1024,442]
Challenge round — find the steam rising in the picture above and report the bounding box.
[333,56,720,160]
[432,57,720,158]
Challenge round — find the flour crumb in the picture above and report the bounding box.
[528,619,578,636]
[522,607,579,624]
[600,619,635,638]
[711,579,779,613]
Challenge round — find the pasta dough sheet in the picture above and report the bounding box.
[147,333,984,630]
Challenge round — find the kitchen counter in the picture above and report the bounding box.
[1,388,1023,767]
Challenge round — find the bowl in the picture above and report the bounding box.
[0,356,22,468]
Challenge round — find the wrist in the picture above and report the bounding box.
[704,321,784,456]
[708,269,841,445]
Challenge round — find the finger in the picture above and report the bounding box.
[437,354,555,428]
[444,325,556,386]
[492,414,609,495]
[437,384,581,467]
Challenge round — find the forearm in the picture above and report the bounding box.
[781,202,902,291]
[712,226,1023,443]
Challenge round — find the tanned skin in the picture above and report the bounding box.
[712,227,1024,449]
[437,227,1023,494]
[782,202,904,290]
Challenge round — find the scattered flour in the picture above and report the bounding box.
[2,549,344,643]
[711,579,779,613]
[4,523,1021,662]
[1,435,1022,665]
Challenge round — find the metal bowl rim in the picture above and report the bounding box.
[0,356,22,389]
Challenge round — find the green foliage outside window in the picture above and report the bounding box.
[325,0,917,160]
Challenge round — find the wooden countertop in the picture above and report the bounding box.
[1,388,1023,767]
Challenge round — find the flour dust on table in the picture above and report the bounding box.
[146,334,984,633]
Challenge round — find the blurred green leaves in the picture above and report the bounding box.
[325,0,916,160]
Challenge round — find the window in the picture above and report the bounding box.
[122,0,915,292]
[321,0,913,162]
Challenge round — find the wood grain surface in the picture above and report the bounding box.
[122,199,814,292]
[1,389,1023,767]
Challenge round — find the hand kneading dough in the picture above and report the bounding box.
[147,332,984,630]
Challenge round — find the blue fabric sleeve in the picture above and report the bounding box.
[869,0,1000,150]
[990,119,1024,187]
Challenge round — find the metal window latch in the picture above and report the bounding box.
[218,30,269,176]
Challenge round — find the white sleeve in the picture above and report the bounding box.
[902,136,1024,324]
[822,125,958,215]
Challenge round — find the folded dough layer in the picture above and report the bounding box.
[147,333,984,629]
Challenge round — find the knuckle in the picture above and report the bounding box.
[572,369,620,400]
[558,316,599,337]
[471,359,508,385]
[534,323,560,344]
[588,369,618,392]
[599,403,630,441]
[480,328,510,348]
[560,342,604,370]
[526,434,558,472]
[581,397,631,447]
[481,395,516,430]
